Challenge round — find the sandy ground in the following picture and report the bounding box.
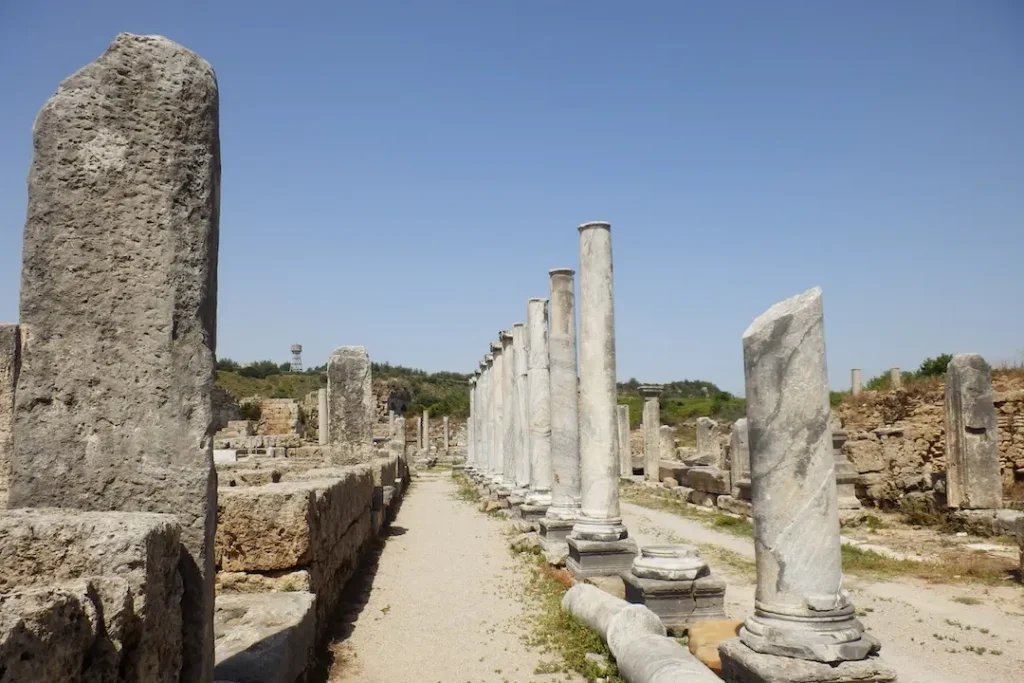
[325,474,581,683]
[621,501,1024,683]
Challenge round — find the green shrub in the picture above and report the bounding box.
[239,402,261,421]
[918,354,952,378]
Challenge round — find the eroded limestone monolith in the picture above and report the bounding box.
[318,388,329,446]
[735,287,878,664]
[327,346,373,463]
[640,385,663,482]
[729,418,750,500]
[945,353,1001,510]
[0,325,19,508]
[8,33,221,682]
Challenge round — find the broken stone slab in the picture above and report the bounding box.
[949,508,1024,537]
[213,592,316,683]
[216,570,311,594]
[659,460,690,483]
[717,495,752,518]
[327,346,373,463]
[945,353,1001,510]
[687,466,731,494]
[719,638,897,683]
[688,489,721,508]
[0,509,184,682]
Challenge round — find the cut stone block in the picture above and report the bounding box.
[719,638,897,682]
[214,592,316,683]
[688,490,720,507]
[660,461,690,484]
[0,509,183,683]
[623,573,727,635]
[686,466,731,494]
[717,495,752,518]
[327,346,373,463]
[539,516,575,544]
[567,536,639,579]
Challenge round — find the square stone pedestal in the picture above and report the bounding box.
[519,503,549,523]
[538,517,575,545]
[566,536,638,578]
[622,573,726,635]
[719,639,897,683]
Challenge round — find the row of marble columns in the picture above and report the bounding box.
[464,222,638,576]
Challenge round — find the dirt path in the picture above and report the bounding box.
[325,474,578,683]
[621,501,1024,683]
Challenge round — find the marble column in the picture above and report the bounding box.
[945,353,1001,510]
[659,425,675,463]
[737,287,878,663]
[443,415,450,452]
[466,380,475,469]
[568,221,637,577]
[544,268,581,522]
[851,368,862,396]
[525,298,553,513]
[512,322,531,493]
[729,418,750,500]
[640,385,663,482]
[388,410,395,437]
[317,388,329,446]
[500,330,516,491]
[490,339,506,485]
[415,417,422,450]
[616,404,631,478]
[889,367,902,390]
[481,355,494,479]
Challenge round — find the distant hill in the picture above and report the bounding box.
[616,378,745,429]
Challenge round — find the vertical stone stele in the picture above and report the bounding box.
[721,287,894,683]
[567,222,637,577]
[945,353,1001,510]
[317,387,329,446]
[540,268,582,551]
[729,418,750,500]
[616,404,631,478]
[640,384,663,482]
[327,346,373,463]
[8,33,221,681]
[524,298,553,517]
[0,324,19,508]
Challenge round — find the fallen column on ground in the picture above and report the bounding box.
[563,583,720,683]
[5,33,220,683]
[719,286,894,683]
[567,221,638,577]
[522,298,553,522]
[539,268,582,557]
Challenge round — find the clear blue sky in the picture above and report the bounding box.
[1,1,1021,394]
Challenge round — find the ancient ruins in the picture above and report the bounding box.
[2,30,1022,683]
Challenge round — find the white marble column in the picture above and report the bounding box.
[572,222,629,542]
[481,355,494,477]
[851,368,862,396]
[490,341,504,483]
[512,322,531,491]
[527,298,553,503]
[616,404,631,477]
[443,415,450,452]
[639,385,663,482]
[317,388,329,446]
[546,268,581,520]
[499,330,517,489]
[889,367,902,390]
[422,409,430,454]
[415,416,422,450]
[739,287,876,662]
[466,378,476,468]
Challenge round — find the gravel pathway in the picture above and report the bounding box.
[326,474,577,683]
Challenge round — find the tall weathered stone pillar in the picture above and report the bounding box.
[422,409,430,454]
[889,367,902,390]
[945,353,1000,510]
[466,380,475,468]
[414,416,422,450]
[490,341,505,484]
[726,287,881,672]
[0,325,20,508]
[568,221,637,577]
[851,368,862,396]
[640,385,663,482]
[659,425,675,463]
[7,34,221,682]
[391,415,407,481]
[617,404,631,478]
[524,298,553,515]
[388,410,396,437]
[478,358,491,478]
[729,418,750,500]
[327,346,373,463]
[499,329,519,493]
[443,415,450,452]
[511,322,531,494]
[318,388,329,446]
[540,268,582,549]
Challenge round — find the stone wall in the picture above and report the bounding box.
[212,386,241,433]
[837,374,1024,508]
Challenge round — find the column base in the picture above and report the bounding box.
[518,503,550,523]
[622,572,726,635]
[566,536,638,579]
[740,611,879,663]
[538,516,575,545]
[719,638,896,683]
[571,515,628,542]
